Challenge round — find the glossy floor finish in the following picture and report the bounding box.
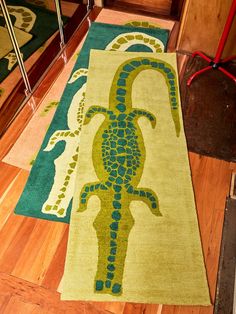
[0,8,235,314]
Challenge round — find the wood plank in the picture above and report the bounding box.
[87,8,176,34]
[0,162,20,198]
[0,272,90,313]
[107,0,172,15]
[41,226,69,290]
[0,217,37,274]
[3,296,42,314]
[0,214,26,267]
[167,21,180,52]
[177,0,236,57]
[176,53,188,80]
[92,301,125,313]
[12,219,67,285]
[0,96,41,161]
[0,295,11,313]
[0,170,29,231]
[143,304,162,314]
[104,0,172,17]
[122,302,146,314]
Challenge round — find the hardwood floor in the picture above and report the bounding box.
[0,156,233,313]
[0,8,234,314]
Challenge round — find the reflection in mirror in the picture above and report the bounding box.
[0,0,91,136]
[0,1,24,108]
[49,0,79,20]
[0,0,62,135]
[0,0,31,96]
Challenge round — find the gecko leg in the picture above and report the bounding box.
[78,182,108,212]
[128,108,156,128]
[126,186,161,216]
[84,106,109,125]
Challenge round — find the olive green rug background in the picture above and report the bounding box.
[61,50,210,305]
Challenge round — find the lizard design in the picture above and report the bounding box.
[1,5,36,70]
[42,32,165,218]
[0,6,36,32]
[42,82,86,217]
[78,57,180,296]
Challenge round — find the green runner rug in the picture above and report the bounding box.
[61,50,210,304]
[14,22,169,223]
[0,0,66,83]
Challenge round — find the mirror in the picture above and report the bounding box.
[0,1,25,108]
[0,0,89,136]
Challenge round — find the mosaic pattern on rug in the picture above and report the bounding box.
[79,56,180,295]
[62,50,210,304]
[124,20,161,28]
[14,22,169,223]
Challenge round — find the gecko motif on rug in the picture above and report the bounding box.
[0,5,36,70]
[42,33,165,218]
[77,57,181,295]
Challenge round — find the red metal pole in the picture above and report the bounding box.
[187,0,236,86]
[214,0,236,63]
[188,0,236,85]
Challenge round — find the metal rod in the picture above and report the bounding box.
[214,0,236,63]
[54,0,65,47]
[0,0,32,94]
[87,0,94,10]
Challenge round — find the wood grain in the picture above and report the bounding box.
[177,0,236,57]
[12,219,67,285]
[0,217,37,274]
[0,162,20,198]
[41,226,69,290]
[3,296,42,314]
[0,170,29,230]
[108,0,172,14]
[104,0,172,16]
[0,272,105,313]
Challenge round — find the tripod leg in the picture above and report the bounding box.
[221,55,236,63]
[187,65,212,86]
[219,66,236,83]
[192,51,212,62]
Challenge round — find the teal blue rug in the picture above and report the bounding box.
[14,22,169,223]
